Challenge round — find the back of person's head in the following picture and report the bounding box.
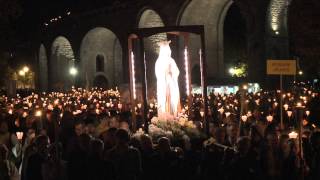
[106,127,118,136]
[61,111,74,128]
[158,137,171,153]
[115,129,130,145]
[74,120,84,136]
[265,126,279,147]
[109,116,120,128]
[140,134,153,151]
[90,139,104,158]
[226,122,239,137]
[279,134,290,152]
[250,125,263,142]
[237,136,251,155]
[119,121,129,131]
[48,143,62,161]
[79,133,91,151]
[35,135,49,148]
[215,127,226,143]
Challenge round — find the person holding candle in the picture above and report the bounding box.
[0,144,20,180]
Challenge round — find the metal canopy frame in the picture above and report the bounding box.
[128,25,209,134]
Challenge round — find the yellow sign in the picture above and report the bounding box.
[267,60,296,75]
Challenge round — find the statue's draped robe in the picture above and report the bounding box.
[155,43,180,118]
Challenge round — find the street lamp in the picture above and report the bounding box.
[23,66,29,73]
[69,67,78,76]
[19,70,25,76]
[298,70,303,75]
[19,66,30,89]
[69,67,78,88]
[229,68,235,76]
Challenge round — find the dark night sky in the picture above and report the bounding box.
[13,0,122,43]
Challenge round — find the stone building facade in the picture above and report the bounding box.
[37,0,290,92]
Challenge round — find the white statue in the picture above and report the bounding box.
[155,41,180,118]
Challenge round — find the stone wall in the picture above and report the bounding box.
[37,0,286,91]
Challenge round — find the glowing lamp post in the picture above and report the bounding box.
[69,67,78,88]
[19,70,25,76]
[184,48,190,96]
[18,66,30,89]
[69,67,78,76]
[23,66,29,73]
[130,52,136,100]
[229,68,235,76]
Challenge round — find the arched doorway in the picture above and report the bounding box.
[288,0,320,78]
[266,0,289,59]
[138,9,167,90]
[179,0,233,78]
[93,75,109,89]
[80,27,122,88]
[224,3,247,76]
[50,36,75,91]
[96,54,105,72]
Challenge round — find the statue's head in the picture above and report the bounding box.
[158,40,171,57]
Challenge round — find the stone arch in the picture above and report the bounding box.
[50,36,75,91]
[137,8,167,89]
[266,0,290,59]
[39,44,48,92]
[267,0,289,35]
[138,8,167,52]
[179,0,233,78]
[223,3,247,74]
[93,74,109,89]
[80,27,122,88]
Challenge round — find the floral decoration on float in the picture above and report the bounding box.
[134,115,204,145]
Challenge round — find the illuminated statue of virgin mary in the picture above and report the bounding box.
[155,40,180,118]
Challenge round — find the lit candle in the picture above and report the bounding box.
[306,110,310,116]
[200,111,204,118]
[266,115,273,122]
[22,112,28,118]
[218,108,224,114]
[35,110,42,117]
[16,132,23,140]
[288,131,298,139]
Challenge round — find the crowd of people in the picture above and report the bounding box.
[0,84,320,180]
